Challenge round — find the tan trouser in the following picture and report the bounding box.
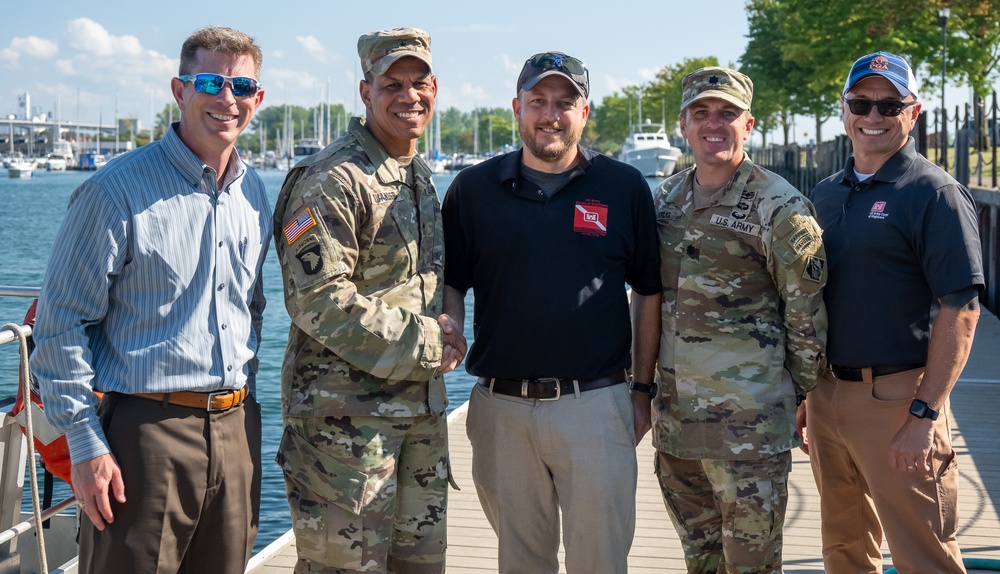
[806,369,964,573]
[466,381,638,574]
[81,392,260,574]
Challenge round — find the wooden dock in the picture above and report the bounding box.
[249,309,1000,573]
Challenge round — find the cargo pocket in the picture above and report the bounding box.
[936,450,959,538]
[276,425,371,514]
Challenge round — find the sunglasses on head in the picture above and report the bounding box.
[178,73,262,97]
[844,98,917,117]
[527,52,589,83]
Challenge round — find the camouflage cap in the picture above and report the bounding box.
[358,27,432,77]
[680,67,753,112]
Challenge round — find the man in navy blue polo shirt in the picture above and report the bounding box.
[441,52,661,574]
[803,51,984,574]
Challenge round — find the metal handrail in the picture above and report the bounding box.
[0,287,39,346]
[0,496,78,546]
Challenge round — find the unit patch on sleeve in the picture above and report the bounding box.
[284,208,317,245]
[573,200,608,237]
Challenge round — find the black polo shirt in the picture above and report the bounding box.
[810,138,983,366]
[442,148,661,380]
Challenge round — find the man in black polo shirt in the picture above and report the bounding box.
[441,52,661,574]
[803,51,983,574]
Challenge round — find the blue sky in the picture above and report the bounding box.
[0,1,751,125]
[0,0,980,145]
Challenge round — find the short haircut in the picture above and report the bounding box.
[179,27,262,77]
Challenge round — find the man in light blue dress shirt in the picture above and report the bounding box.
[31,26,270,574]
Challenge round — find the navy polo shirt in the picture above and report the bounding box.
[442,148,661,380]
[810,138,983,367]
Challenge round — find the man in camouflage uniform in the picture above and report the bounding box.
[651,67,828,574]
[272,28,465,574]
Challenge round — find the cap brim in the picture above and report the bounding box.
[681,91,750,112]
[370,52,433,76]
[520,70,587,99]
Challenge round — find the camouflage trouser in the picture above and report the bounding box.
[654,450,791,574]
[276,413,449,574]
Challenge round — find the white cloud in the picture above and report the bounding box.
[459,83,488,106]
[297,36,326,62]
[11,36,59,59]
[64,18,142,57]
[55,59,75,75]
[273,49,285,60]
[0,48,18,68]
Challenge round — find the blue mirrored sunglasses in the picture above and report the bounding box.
[177,73,262,97]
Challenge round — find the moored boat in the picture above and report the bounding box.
[7,160,34,179]
[619,120,681,178]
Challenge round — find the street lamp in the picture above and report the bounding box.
[939,6,950,168]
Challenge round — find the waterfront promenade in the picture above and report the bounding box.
[249,308,1000,573]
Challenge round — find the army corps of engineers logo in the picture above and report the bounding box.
[573,200,608,236]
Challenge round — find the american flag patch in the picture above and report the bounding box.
[284,208,316,245]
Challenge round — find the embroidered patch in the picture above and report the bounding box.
[868,201,889,220]
[284,208,317,245]
[788,226,820,255]
[709,213,760,236]
[573,201,608,237]
[295,242,324,275]
[804,256,826,282]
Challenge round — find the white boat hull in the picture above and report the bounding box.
[621,147,678,178]
[7,166,33,178]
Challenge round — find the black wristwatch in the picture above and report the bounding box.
[628,379,656,399]
[909,399,940,420]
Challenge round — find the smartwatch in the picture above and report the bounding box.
[628,380,656,399]
[909,399,940,420]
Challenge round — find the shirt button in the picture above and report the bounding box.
[227,365,233,372]
[221,324,227,330]
[218,241,223,247]
[218,284,224,291]
[847,202,853,207]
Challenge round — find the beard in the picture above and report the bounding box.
[519,121,582,164]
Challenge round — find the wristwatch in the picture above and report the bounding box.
[909,399,940,420]
[628,379,656,399]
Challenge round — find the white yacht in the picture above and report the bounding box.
[7,158,34,178]
[619,120,682,178]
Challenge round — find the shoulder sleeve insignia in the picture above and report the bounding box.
[284,208,317,245]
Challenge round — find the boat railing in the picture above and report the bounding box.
[1,286,79,573]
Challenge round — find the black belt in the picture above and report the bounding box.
[831,363,925,381]
[478,370,626,400]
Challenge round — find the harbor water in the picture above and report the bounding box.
[0,167,476,553]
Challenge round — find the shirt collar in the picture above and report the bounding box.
[351,117,432,186]
[498,145,594,186]
[839,136,917,186]
[161,122,245,194]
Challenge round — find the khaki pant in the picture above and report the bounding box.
[466,381,637,574]
[806,369,964,573]
[81,392,260,574]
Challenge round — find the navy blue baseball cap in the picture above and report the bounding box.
[844,51,919,99]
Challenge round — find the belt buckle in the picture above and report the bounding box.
[535,377,562,401]
[206,389,233,412]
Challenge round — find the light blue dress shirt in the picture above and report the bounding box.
[31,123,272,464]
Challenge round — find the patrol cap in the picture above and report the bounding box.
[358,27,432,77]
[680,67,753,112]
[843,51,919,99]
[516,52,589,99]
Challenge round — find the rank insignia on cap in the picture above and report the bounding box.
[709,76,719,84]
[284,208,317,245]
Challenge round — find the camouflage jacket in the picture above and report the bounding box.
[273,117,447,418]
[652,156,827,459]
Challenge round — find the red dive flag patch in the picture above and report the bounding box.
[284,208,317,244]
[574,201,608,236]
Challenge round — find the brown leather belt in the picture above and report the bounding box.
[478,370,626,401]
[133,386,248,412]
[831,363,925,382]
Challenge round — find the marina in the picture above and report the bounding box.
[619,120,682,179]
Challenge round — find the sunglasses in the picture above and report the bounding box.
[527,52,589,84]
[844,98,917,117]
[177,73,262,98]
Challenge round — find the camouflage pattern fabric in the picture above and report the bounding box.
[272,117,447,419]
[277,414,448,574]
[655,450,791,574]
[652,155,828,459]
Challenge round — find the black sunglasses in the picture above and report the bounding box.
[844,98,917,117]
[527,52,589,84]
[178,73,262,98]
